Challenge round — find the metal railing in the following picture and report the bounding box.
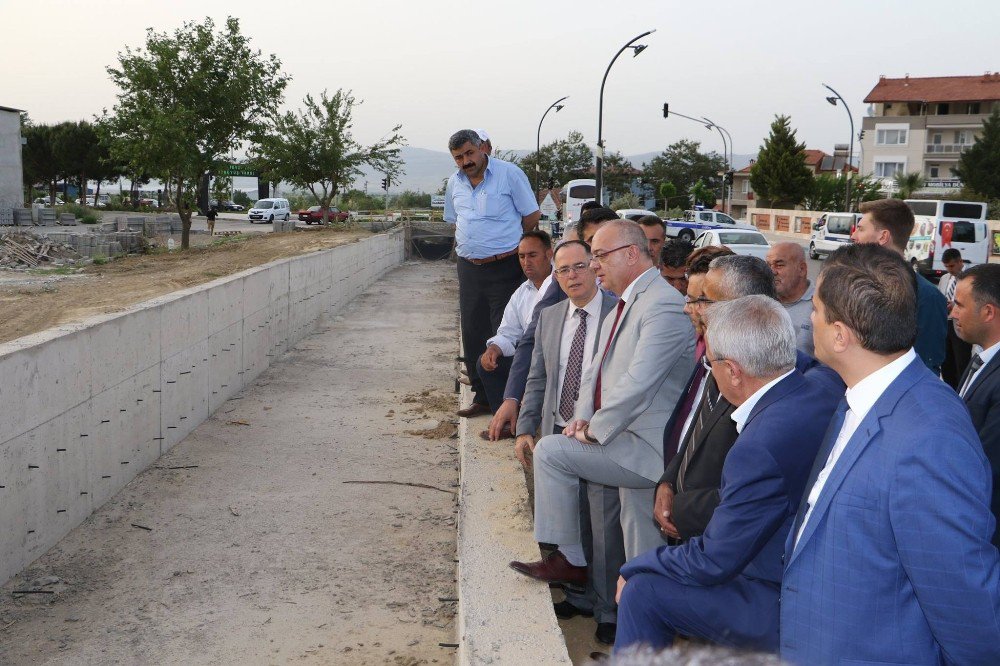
[925,143,970,154]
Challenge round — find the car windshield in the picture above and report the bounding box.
[308,206,321,212]
[718,232,767,245]
[255,200,274,209]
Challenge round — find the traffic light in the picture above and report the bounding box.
[724,170,734,185]
[381,177,390,191]
[662,103,669,118]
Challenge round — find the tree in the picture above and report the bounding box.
[251,88,404,225]
[103,16,289,248]
[689,179,716,208]
[518,131,594,191]
[748,115,814,208]
[52,120,102,204]
[849,174,883,210]
[658,181,677,210]
[956,108,1000,200]
[641,140,725,209]
[802,173,843,211]
[602,151,638,202]
[609,193,641,210]
[22,120,60,203]
[893,171,925,199]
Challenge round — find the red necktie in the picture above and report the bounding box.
[593,299,626,411]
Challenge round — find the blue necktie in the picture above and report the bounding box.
[792,397,849,538]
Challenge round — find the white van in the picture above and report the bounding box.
[904,199,989,278]
[248,198,291,224]
[809,212,860,259]
[561,179,596,225]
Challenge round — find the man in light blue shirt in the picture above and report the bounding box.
[445,129,540,416]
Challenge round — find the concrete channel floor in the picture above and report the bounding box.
[0,260,461,665]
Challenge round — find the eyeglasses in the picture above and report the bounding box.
[701,356,728,372]
[553,262,591,276]
[684,295,716,306]
[590,244,634,264]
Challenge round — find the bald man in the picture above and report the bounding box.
[766,242,814,356]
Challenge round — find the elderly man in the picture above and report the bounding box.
[476,230,554,427]
[781,244,1000,664]
[445,129,540,418]
[766,242,814,356]
[509,220,694,580]
[615,296,840,652]
[515,239,624,644]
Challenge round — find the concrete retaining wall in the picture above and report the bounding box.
[0,230,405,584]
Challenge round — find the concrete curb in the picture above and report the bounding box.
[456,384,572,665]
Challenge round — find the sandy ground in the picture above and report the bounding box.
[0,260,460,665]
[0,227,370,345]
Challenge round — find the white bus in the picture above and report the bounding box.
[561,179,597,226]
[904,199,989,279]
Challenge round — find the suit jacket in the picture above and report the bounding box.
[915,272,948,375]
[503,278,566,402]
[782,357,1000,665]
[516,291,619,438]
[575,269,695,482]
[657,351,842,540]
[622,370,839,588]
[963,350,1000,548]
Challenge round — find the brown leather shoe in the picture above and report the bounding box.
[457,402,491,418]
[509,550,587,586]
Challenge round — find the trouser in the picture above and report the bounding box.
[615,572,780,653]
[942,321,973,389]
[563,478,627,624]
[456,254,524,405]
[533,433,664,560]
[476,355,514,414]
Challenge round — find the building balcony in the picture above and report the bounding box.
[925,143,971,156]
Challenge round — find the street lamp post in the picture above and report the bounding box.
[823,83,855,211]
[536,96,568,193]
[596,29,656,205]
[703,117,732,214]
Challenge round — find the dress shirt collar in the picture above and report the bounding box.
[571,290,603,321]
[977,339,1000,367]
[844,348,917,422]
[731,369,795,433]
[798,280,814,303]
[619,267,658,304]
[534,272,553,296]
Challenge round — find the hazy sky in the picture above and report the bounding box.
[3,0,999,159]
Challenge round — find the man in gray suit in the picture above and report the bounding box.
[514,239,624,644]
[511,220,695,583]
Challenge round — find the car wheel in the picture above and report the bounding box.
[305,220,311,225]
[809,242,819,260]
[678,229,695,243]
[268,215,274,223]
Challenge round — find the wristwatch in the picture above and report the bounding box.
[584,425,599,444]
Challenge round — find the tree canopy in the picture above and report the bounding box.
[956,108,1000,200]
[518,131,594,191]
[748,115,814,208]
[640,140,725,209]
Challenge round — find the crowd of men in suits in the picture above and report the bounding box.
[443,128,1000,664]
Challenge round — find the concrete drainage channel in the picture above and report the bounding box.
[0,230,404,586]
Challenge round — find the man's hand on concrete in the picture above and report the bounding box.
[654,481,680,539]
[489,399,519,441]
[479,344,502,372]
[515,434,535,469]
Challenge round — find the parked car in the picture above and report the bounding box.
[222,201,244,211]
[248,198,291,224]
[297,206,350,224]
[615,208,658,222]
[693,229,772,259]
[809,212,860,259]
[32,196,65,206]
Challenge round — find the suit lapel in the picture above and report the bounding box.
[602,269,656,351]
[788,358,924,565]
[544,300,572,378]
[965,352,1000,401]
[591,293,617,358]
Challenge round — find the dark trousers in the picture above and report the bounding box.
[476,355,513,414]
[942,321,973,389]
[457,254,524,405]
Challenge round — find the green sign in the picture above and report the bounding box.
[218,163,259,178]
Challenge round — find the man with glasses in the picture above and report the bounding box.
[659,239,695,295]
[514,239,624,644]
[510,220,694,585]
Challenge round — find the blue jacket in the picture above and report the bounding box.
[782,357,1000,665]
[623,370,839,586]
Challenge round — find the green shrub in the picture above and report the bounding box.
[92,255,108,265]
[81,214,98,224]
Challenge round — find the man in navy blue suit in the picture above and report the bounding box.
[614,295,840,652]
[781,244,1000,665]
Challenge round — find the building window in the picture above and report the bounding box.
[874,161,905,178]
[968,102,981,114]
[937,103,950,115]
[955,130,971,145]
[876,128,908,145]
[742,179,749,194]
[931,132,942,145]
[929,165,939,178]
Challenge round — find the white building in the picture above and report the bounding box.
[0,105,24,208]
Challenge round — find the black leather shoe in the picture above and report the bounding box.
[553,599,594,619]
[595,622,617,645]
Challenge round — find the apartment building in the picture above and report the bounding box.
[860,73,1000,194]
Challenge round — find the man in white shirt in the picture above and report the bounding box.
[476,230,553,429]
[781,243,1000,665]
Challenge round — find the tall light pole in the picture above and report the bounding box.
[823,83,855,211]
[536,96,568,193]
[596,29,655,204]
[703,117,731,214]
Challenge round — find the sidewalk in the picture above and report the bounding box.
[0,261,460,665]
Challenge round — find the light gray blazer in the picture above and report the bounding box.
[516,291,619,439]
[576,269,695,482]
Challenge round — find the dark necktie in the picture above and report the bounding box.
[593,299,626,411]
[558,309,589,422]
[792,397,849,539]
[664,358,707,463]
[676,377,721,492]
[959,354,984,398]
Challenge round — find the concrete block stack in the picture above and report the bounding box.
[13,208,32,226]
[58,213,78,226]
[39,208,58,226]
[0,209,12,226]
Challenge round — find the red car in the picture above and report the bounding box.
[297,206,349,224]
